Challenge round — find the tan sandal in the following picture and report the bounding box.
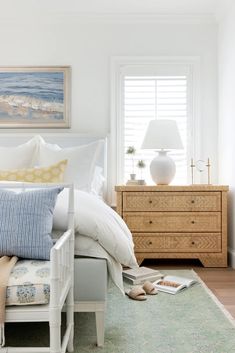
[125,286,147,301]
[142,281,158,295]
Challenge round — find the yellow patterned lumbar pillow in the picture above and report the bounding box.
[0,160,68,183]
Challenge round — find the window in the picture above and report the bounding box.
[110,57,199,205]
[124,75,188,184]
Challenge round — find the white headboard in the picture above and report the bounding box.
[0,133,108,201]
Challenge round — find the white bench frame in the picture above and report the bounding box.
[0,183,75,353]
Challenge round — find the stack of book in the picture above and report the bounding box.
[122,266,163,285]
[126,180,139,185]
[126,180,146,185]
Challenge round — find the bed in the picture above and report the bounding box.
[0,133,137,346]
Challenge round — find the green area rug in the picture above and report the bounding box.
[5,270,235,353]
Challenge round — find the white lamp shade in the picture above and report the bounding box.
[141,119,183,150]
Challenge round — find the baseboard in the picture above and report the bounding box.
[228,248,235,268]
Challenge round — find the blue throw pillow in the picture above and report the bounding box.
[0,187,63,260]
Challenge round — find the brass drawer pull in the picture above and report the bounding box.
[148,241,153,245]
[149,220,153,224]
[191,220,195,224]
[191,241,195,245]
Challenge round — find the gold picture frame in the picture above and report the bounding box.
[0,66,71,128]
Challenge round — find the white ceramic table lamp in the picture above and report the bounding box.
[141,119,183,185]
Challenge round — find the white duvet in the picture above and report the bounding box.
[53,189,138,292]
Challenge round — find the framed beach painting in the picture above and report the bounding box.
[0,66,70,128]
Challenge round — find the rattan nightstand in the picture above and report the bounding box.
[115,185,228,267]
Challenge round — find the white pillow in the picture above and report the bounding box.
[91,166,105,199]
[0,136,39,169]
[37,137,104,191]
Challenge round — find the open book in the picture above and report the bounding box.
[154,275,197,294]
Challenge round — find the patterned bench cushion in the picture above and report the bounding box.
[6,259,50,306]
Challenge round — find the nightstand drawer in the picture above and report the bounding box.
[123,192,221,212]
[133,233,222,252]
[123,212,221,232]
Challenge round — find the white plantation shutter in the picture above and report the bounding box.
[124,75,188,184]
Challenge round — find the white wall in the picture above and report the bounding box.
[0,16,218,178]
[218,2,235,266]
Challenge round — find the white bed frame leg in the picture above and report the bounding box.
[75,301,106,347]
[67,288,74,352]
[50,308,61,353]
[95,311,105,347]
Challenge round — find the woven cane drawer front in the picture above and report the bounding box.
[123,192,221,212]
[123,212,221,232]
[133,233,222,253]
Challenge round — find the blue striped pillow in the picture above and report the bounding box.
[0,187,63,260]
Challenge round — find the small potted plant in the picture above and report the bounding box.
[137,159,146,185]
[126,146,136,180]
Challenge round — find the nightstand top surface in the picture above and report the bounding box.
[115,185,229,192]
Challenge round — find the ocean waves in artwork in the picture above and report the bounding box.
[0,95,64,121]
[0,71,65,122]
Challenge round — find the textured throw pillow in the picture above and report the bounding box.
[37,136,104,191]
[0,135,39,169]
[0,160,67,183]
[0,187,63,260]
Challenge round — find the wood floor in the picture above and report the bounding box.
[144,259,235,319]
